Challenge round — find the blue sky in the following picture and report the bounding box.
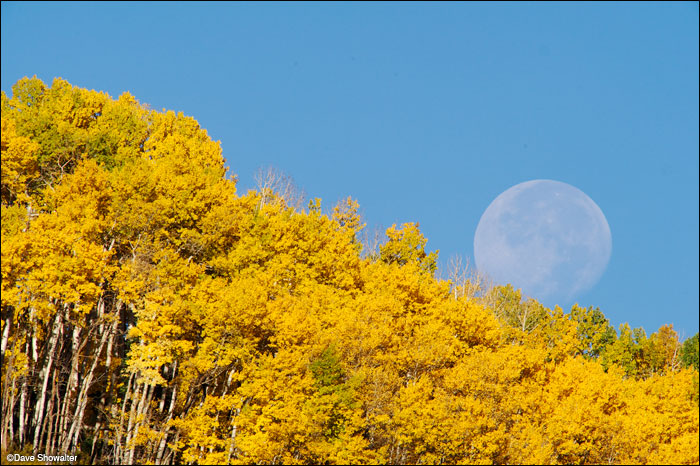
[2,2,698,338]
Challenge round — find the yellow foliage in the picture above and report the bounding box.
[2,77,697,465]
[1,116,40,205]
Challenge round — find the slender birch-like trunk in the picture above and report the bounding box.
[18,338,30,446]
[1,327,21,451]
[33,311,62,453]
[155,364,179,465]
[124,382,145,464]
[91,308,120,461]
[65,316,111,453]
[137,383,155,462]
[154,390,177,464]
[127,382,154,464]
[58,322,83,449]
[0,316,10,357]
[43,381,55,454]
[40,376,57,453]
[56,306,75,446]
[226,407,241,464]
[6,380,16,449]
[114,370,135,463]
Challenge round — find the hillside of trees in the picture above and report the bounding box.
[1,77,698,465]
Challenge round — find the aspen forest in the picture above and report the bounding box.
[2,77,699,465]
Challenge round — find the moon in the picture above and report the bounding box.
[473,180,612,306]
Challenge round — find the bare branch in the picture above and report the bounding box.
[253,166,306,212]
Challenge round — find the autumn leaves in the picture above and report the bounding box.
[1,77,698,464]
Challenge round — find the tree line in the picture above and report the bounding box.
[1,77,698,464]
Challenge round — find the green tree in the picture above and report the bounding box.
[568,304,616,359]
[680,333,699,371]
[487,284,548,333]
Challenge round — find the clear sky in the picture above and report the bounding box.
[2,2,698,338]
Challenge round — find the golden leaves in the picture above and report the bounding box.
[1,116,40,205]
[2,77,698,465]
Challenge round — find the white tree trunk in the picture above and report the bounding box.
[65,316,112,453]
[33,311,62,453]
[0,316,10,357]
